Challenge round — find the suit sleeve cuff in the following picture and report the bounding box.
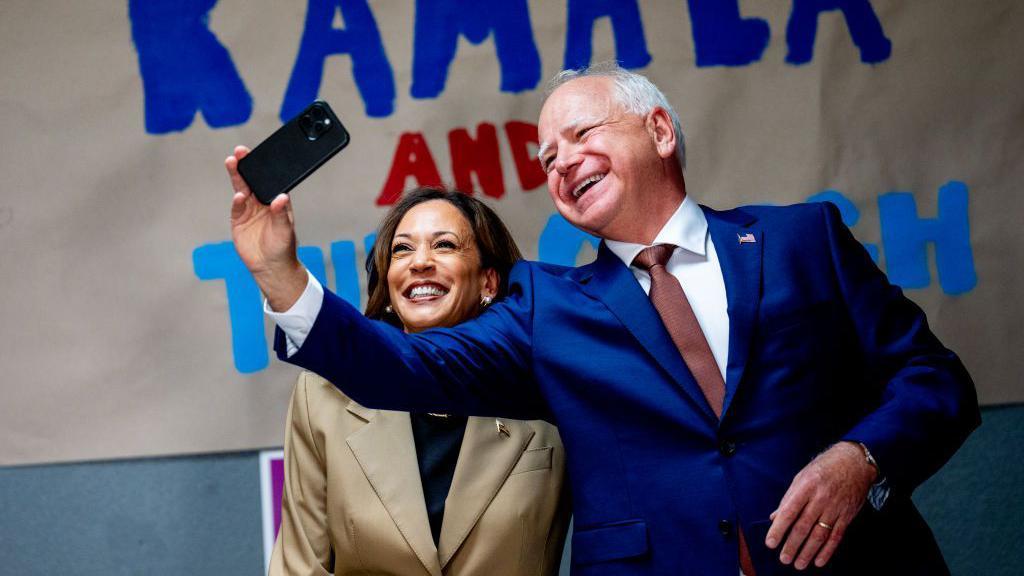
[264,270,324,357]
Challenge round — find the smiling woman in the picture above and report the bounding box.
[365,188,523,332]
[269,186,570,576]
[382,199,497,332]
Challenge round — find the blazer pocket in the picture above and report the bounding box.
[510,446,552,475]
[572,520,648,565]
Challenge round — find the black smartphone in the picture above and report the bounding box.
[237,101,350,205]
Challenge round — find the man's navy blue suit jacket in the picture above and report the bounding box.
[278,202,979,575]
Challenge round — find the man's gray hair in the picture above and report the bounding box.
[546,63,686,170]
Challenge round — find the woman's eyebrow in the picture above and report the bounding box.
[393,230,459,240]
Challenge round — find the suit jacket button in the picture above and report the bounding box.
[718,519,733,537]
[719,440,737,456]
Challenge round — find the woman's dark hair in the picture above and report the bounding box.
[364,187,522,327]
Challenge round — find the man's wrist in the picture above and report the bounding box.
[836,440,890,510]
[839,440,879,484]
[265,271,323,356]
[257,261,309,312]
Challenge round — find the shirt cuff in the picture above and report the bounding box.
[263,270,324,357]
[867,478,891,511]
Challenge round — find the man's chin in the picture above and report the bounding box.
[566,188,621,235]
[553,202,595,232]
[557,212,603,237]
[568,205,614,238]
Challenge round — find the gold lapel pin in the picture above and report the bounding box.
[495,419,510,438]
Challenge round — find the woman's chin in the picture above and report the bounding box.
[398,309,447,332]
[396,295,482,332]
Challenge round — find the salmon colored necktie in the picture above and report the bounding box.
[633,244,756,576]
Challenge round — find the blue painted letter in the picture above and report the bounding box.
[564,0,651,71]
[687,0,770,67]
[129,0,252,134]
[786,0,891,65]
[806,190,879,262]
[878,182,976,295]
[297,246,328,288]
[411,0,541,98]
[330,240,362,307]
[194,243,327,373]
[282,0,395,119]
[538,214,599,266]
[193,242,266,373]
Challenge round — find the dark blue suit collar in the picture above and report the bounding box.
[579,238,717,422]
[704,206,762,417]
[576,205,762,421]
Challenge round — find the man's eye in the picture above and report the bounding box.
[576,126,592,138]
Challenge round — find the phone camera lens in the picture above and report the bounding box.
[299,105,332,140]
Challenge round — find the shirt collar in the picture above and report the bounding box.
[605,195,708,268]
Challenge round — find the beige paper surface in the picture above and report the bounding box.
[1,0,1020,465]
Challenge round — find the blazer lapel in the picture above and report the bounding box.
[345,405,443,576]
[437,417,534,568]
[703,206,762,418]
[581,243,718,422]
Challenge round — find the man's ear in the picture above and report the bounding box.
[481,267,499,299]
[646,107,677,160]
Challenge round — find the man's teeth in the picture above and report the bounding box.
[572,174,605,198]
[409,285,448,298]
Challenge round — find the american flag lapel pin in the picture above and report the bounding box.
[738,232,756,244]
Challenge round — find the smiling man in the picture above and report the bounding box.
[228,65,979,575]
[538,72,686,245]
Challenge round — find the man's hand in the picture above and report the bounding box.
[227,146,308,312]
[765,441,877,570]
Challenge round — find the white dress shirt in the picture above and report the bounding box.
[265,269,323,357]
[604,195,730,380]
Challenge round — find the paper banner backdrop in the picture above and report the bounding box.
[2,0,1022,465]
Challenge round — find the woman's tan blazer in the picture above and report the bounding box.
[269,371,570,576]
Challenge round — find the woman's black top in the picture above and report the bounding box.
[410,412,468,546]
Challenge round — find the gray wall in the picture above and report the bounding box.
[2,405,1021,575]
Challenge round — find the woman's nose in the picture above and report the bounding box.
[409,245,434,271]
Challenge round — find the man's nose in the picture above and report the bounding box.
[554,150,582,175]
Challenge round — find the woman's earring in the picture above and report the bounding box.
[384,304,393,314]
[481,295,493,307]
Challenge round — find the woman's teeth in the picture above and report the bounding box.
[409,285,448,298]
